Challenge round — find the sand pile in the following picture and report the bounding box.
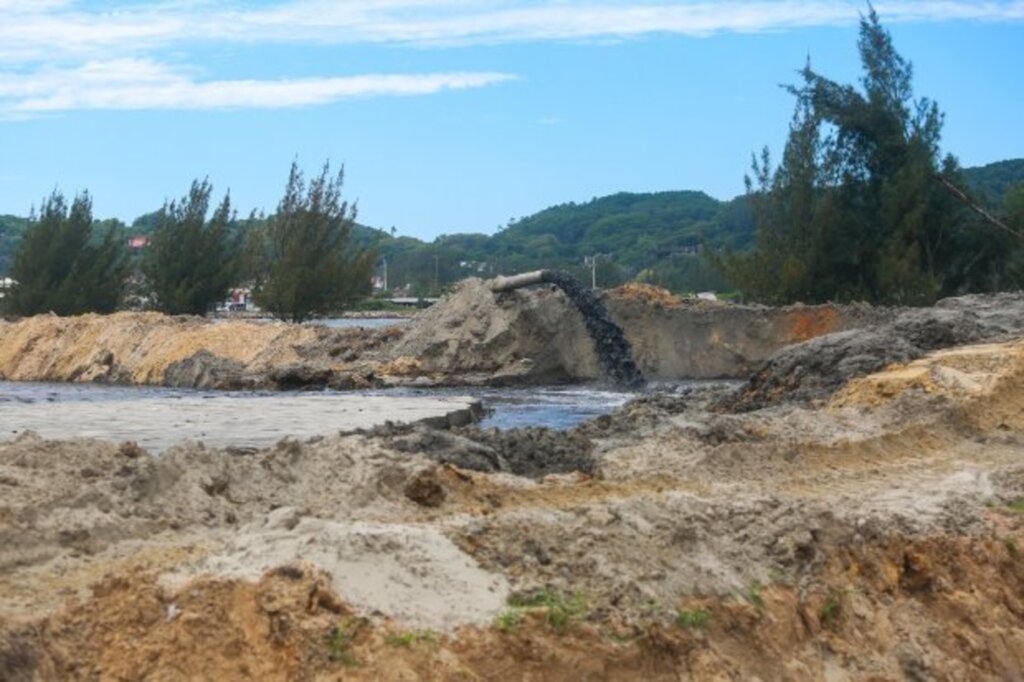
[162,513,509,631]
[0,312,397,389]
[388,278,601,384]
[610,283,684,307]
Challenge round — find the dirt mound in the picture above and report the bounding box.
[0,312,398,389]
[388,278,601,384]
[162,515,509,631]
[4,531,1023,681]
[722,292,1024,411]
[610,283,683,307]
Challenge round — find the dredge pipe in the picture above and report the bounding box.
[487,270,549,292]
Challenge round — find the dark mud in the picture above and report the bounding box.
[368,422,597,478]
[723,292,1024,411]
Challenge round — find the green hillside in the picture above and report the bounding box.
[963,159,1024,205]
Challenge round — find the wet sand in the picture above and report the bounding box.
[0,393,480,452]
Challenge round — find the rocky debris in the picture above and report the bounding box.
[722,292,1024,411]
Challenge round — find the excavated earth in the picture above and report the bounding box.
[0,281,895,389]
[2,289,1024,680]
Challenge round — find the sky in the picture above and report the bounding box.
[1,1,1022,240]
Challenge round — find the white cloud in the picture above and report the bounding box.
[1,1,1021,61]
[0,59,516,112]
[1,1,1020,113]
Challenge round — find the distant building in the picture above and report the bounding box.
[0,277,14,299]
[127,235,150,250]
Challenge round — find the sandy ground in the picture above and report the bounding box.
[3,335,1024,680]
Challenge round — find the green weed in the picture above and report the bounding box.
[507,590,589,633]
[820,593,841,628]
[675,608,711,630]
[385,629,437,648]
[745,580,765,609]
[495,609,523,633]
[327,617,366,667]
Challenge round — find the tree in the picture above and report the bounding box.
[252,161,375,322]
[3,190,128,316]
[720,6,1020,304]
[143,179,238,315]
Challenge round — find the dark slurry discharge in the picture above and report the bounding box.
[540,270,645,388]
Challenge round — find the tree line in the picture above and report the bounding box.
[1,161,374,322]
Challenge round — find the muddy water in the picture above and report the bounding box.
[0,382,477,453]
[0,381,662,453]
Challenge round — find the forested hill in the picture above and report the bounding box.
[963,159,1024,204]
[360,158,1024,294]
[2,158,1023,292]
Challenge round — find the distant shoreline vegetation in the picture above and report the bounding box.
[2,159,1020,303]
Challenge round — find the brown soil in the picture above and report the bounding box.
[4,531,1023,681]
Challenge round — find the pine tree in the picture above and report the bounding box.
[252,161,375,322]
[721,6,1018,304]
[143,179,238,315]
[4,190,128,316]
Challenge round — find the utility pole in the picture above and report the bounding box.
[434,255,439,295]
[382,257,388,292]
[585,254,600,289]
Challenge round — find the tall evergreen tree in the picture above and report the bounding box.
[721,7,1020,304]
[252,161,375,322]
[4,190,128,316]
[143,179,238,315]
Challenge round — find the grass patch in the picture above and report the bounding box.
[1005,537,1019,557]
[495,609,524,632]
[506,590,589,633]
[327,617,367,667]
[675,608,711,630]
[745,580,765,609]
[820,593,841,628]
[1006,500,1024,514]
[385,629,437,648]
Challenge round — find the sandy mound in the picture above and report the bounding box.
[832,340,1024,408]
[162,512,509,631]
[388,278,601,384]
[0,312,396,389]
[609,283,684,307]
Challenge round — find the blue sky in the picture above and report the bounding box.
[1,1,1022,240]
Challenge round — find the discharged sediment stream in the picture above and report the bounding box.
[540,270,645,387]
